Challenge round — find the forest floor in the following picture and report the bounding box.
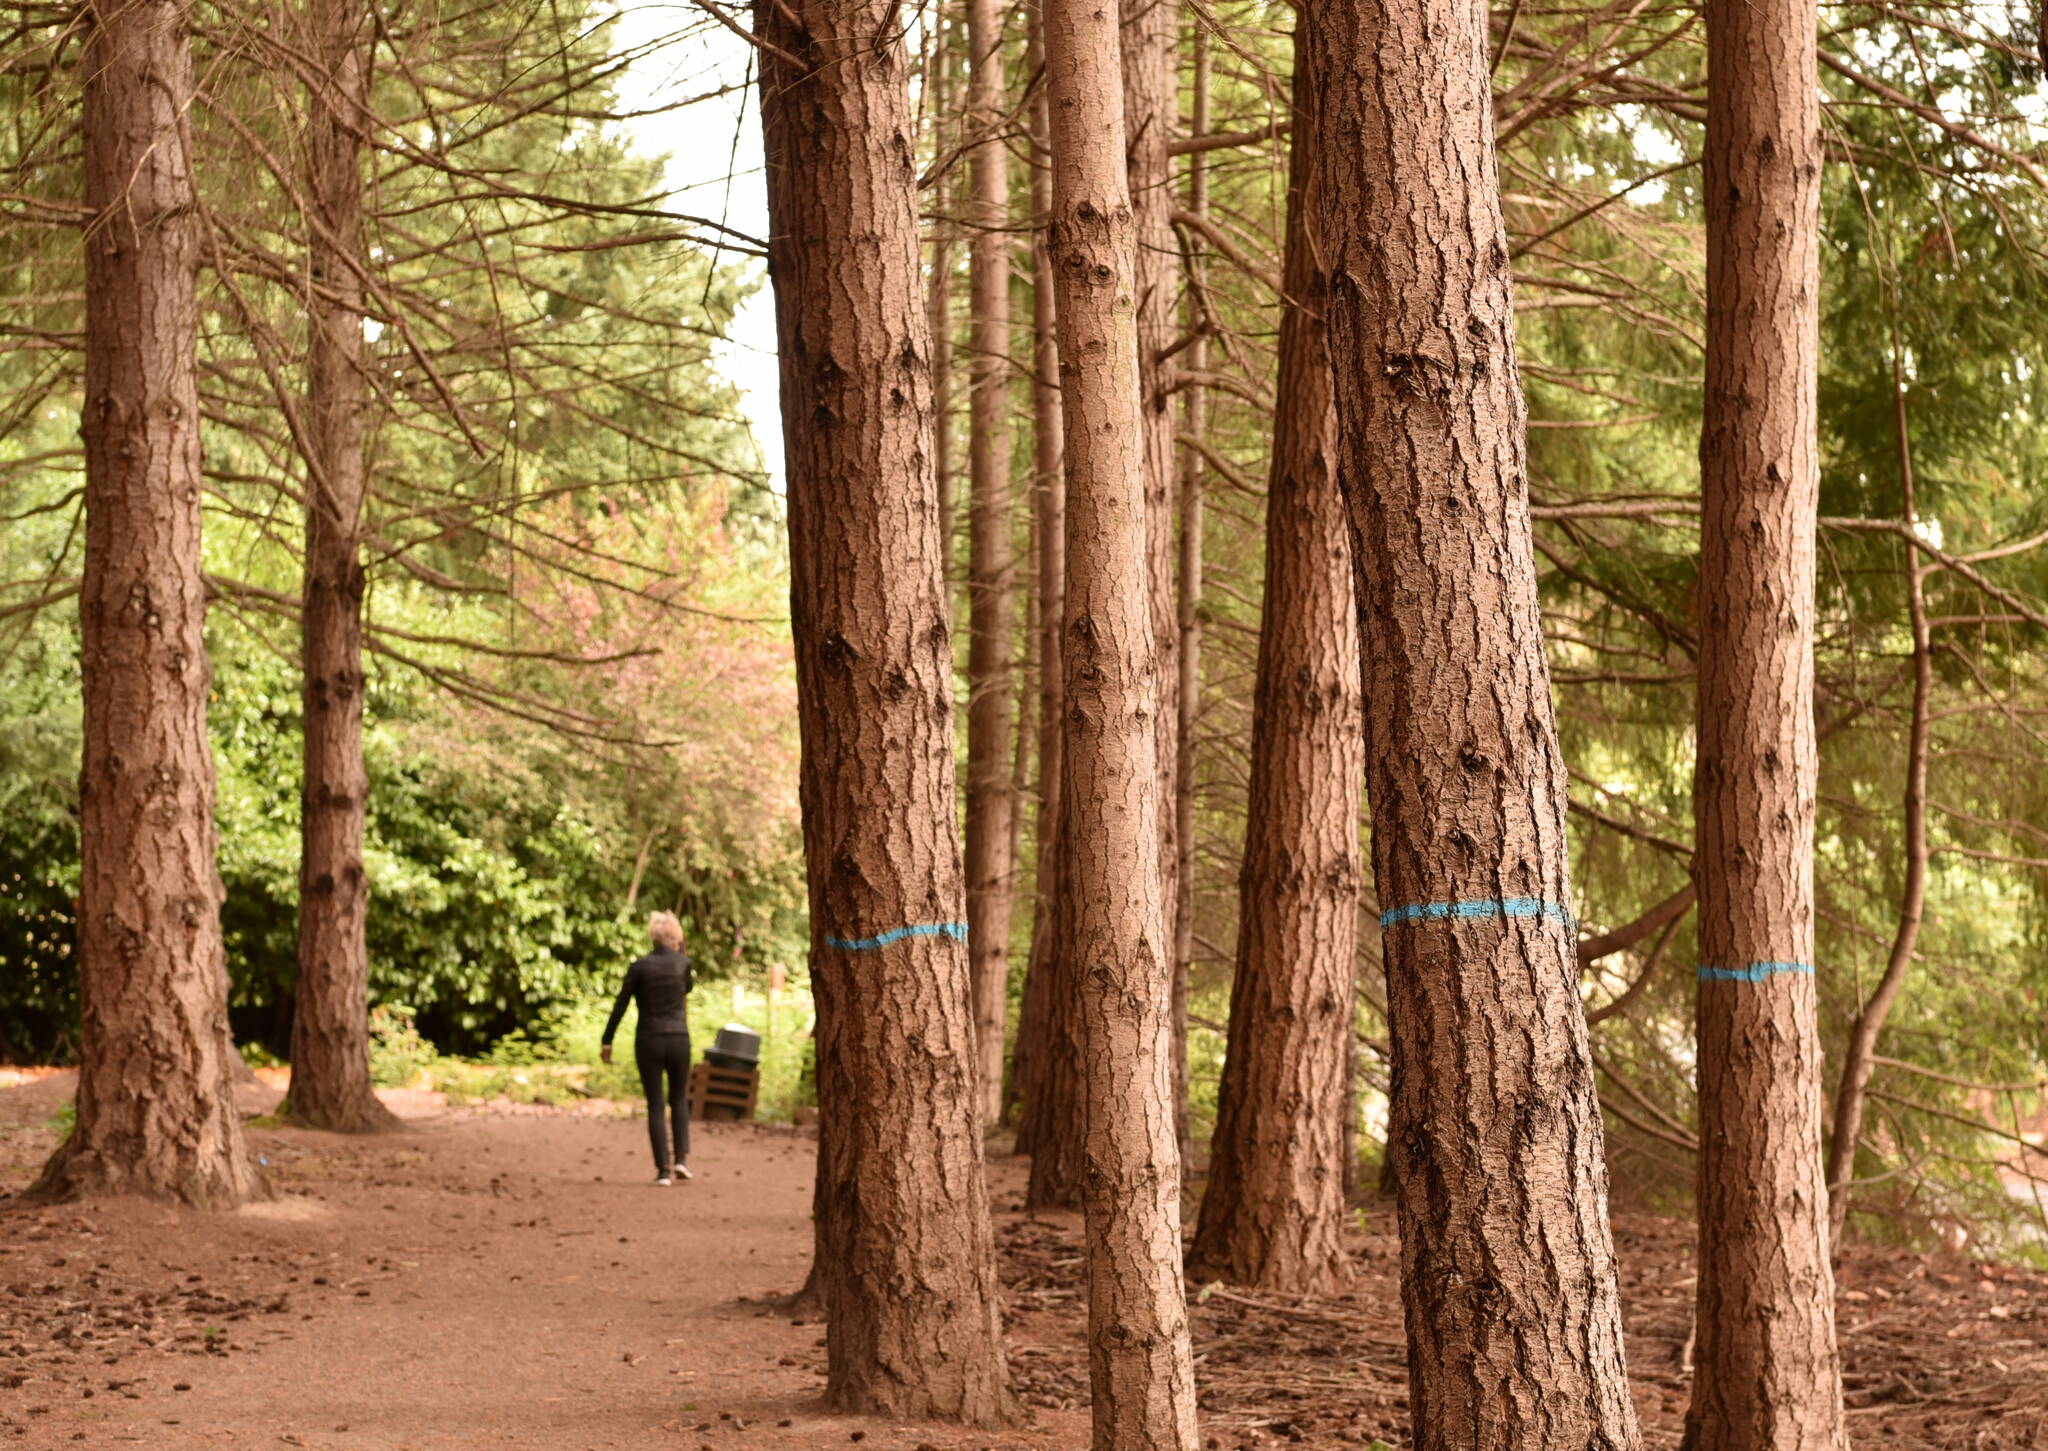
[0,1074,2044,1451]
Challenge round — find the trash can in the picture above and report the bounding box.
[704,1023,762,1072]
[691,1023,762,1122]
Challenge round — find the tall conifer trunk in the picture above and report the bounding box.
[1311,0,1639,1438]
[287,0,399,1135]
[928,30,959,589]
[756,0,1011,1421]
[1685,0,1848,1438]
[1008,0,1067,1148]
[36,0,266,1208]
[1189,30,1360,1296]
[1043,0,1198,1436]
[1172,33,1205,1148]
[1120,0,1187,1157]
[964,0,1017,1127]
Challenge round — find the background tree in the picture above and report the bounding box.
[1043,0,1198,1438]
[1120,0,1188,1159]
[1007,0,1067,1147]
[0,0,799,1066]
[1187,15,1360,1297]
[1685,0,1850,1437]
[282,0,399,1134]
[963,0,1017,1126]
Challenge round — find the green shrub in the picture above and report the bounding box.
[238,1040,284,1070]
[368,1004,440,1088]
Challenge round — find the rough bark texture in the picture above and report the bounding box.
[926,37,958,601]
[285,0,399,1136]
[1686,0,1847,1438]
[1189,44,1360,1298]
[34,0,266,1209]
[1018,819,1086,1210]
[1312,0,1641,1438]
[756,0,1011,1421]
[1043,0,1199,1438]
[1120,0,1187,1161]
[1172,33,1205,1150]
[964,0,1017,1129]
[1011,0,1089,1180]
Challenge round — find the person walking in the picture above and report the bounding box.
[601,912,695,1184]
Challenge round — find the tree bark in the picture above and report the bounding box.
[964,0,1017,1130]
[1684,0,1848,1438]
[1043,0,1198,1438]
[927,33,959,601]
[285,0,399,1136]
[1172,30,1205,1168]
[34,0,267,1209]
[756,0,1012,1421]
[1010,0,1080,1189]
[1823,328,1931,1242]
[1188,33,1360,1299]
[1312,0,1640,1437]
[1120,0,1187,1161]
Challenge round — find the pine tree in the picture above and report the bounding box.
[963,0,1018,1126]
[1043,0,1198,1435]
[756,0,1012,1421]
[1685,0,1849,1438]
[1189,24,1360,1296]
[1120,0,1189,1157]
[35,0,267,1208]
[284,0,400,1135]
[1311,0,1641,1436]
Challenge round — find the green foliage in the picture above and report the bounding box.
[0,695,81,1059]
[0,0,807,1064]
[384,979,817,1123]
[367,1005,441,1090]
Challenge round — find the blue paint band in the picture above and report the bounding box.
[1380,897,1576,931]
[825,922,968,951]
[1697,961,1813,983]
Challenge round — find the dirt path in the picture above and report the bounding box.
[5,1074,2048,1450]
[0,1077,1084,1451]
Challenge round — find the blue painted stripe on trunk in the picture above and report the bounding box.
[1697,961,1813,983]
[1379,897,1576,930]
[824,922,969,951]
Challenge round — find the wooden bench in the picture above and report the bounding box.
[688,1061,758,1122]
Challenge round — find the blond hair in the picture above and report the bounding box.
[648,911,685,952]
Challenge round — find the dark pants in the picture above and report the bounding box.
[635,1032,691,1173]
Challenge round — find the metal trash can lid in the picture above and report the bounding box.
[712,1023,762,1057]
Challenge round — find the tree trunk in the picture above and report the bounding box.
[1044,0,1197,1439]
[756,0,1012,1422]
[1686,0,1847,1439]
[1339,994,1360,1203]
[1188,37,1360,1298]
[1009,0,1079,1184]
[1312,0,1640,1437]
[1120,0,1187,1162]
[964,0,1017,1130]
[927,32,958,601]
[286,0,399,1137]
[1823,328,1932,1243]
[34,0,266,1210]
[1172,31,1205,1170]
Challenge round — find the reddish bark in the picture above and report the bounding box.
[36,0,266,1209]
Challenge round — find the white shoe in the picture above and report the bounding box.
[674,1164,693,1182]
[655,1175,673,1187]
